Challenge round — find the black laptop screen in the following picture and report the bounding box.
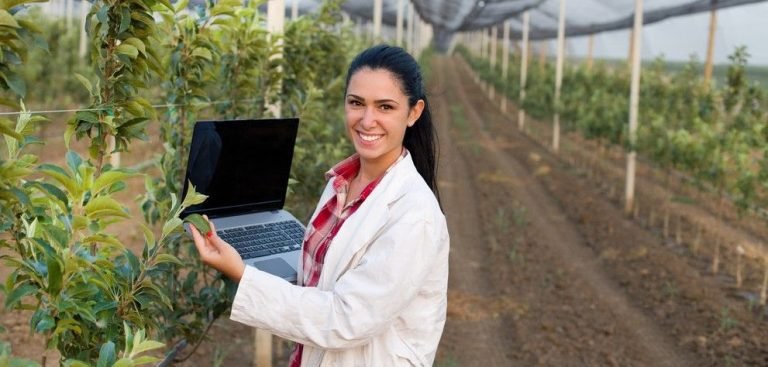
[180,118,299,218]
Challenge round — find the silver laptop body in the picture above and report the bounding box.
[181,118,304,283]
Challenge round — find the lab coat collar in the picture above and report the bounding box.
[316,152,419,288]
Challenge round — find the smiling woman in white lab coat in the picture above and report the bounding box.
[190,44,450,366]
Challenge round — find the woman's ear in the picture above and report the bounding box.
[408,99,425,127]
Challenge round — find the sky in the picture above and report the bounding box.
[564,2,768,66]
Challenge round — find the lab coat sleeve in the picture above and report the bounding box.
[229,211,442,350]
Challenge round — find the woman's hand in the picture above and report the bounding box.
[189,216,246,283]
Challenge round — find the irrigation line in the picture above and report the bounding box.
[0,98,262,117]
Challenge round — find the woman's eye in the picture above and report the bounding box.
[380,104,393,110]
[348,100,362,106]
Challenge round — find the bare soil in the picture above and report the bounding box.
[434,55,768,367]
[3,54,768,367]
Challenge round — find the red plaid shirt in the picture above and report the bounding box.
[288,149,407,367]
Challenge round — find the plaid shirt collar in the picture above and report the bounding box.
[324,148,409,215]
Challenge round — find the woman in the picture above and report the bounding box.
[189,44,449,366]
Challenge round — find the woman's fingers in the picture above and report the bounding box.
[187,216,245,282]
[203,215,216,234]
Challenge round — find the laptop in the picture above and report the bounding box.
[181,118,304,283]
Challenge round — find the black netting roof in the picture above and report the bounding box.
[296,0,768,50]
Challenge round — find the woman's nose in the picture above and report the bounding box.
[361,107,377,129]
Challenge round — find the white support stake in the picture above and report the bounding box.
[704,6,717,84]
[490,26,498,70]
[501,20,510,112]
[267,0,285,116]
[489,26,498,100]
[624,0,644,215]
[373,0,383,41]
[519,11,530,130]
[587,33,594,70]
[258,1,285,365]
[79,0,89,59]
[291,0,298,20]
[553,0,566,153]
[407,3,415,54]
[396,0,404,46]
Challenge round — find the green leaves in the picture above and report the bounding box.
[84,196,129,220]
[183,214,211,235]
[4,282,36,309]
[0,10,19,28]
[0,2,358,366]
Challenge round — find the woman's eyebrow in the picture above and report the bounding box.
[347,94,400,105]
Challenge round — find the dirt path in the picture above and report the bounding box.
[431,60,518,366]
[434,55,704,366]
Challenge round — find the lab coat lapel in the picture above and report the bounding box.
[318,154,414,288]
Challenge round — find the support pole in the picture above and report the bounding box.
[257,1,286,365]
[415,15,421,55]
[553,0,566,153]
[501,20,510,112]
[625,0,644,215]
[407,3,415,54]
[373,0,383,41]
[396,0,404,46]
[490,25,498,100]
[291,0,298,20]
[627,27,635,69]
[519,11,530,130]
[587,34,594,71]
[79,0,89,59]
[704,4,718,85]
[490,26,498,70]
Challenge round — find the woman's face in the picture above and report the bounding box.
[345,67,424,172]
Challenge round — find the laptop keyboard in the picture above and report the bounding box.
[218,220,305,259]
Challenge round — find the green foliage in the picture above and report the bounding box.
[280,0,358,220]
[460,44,768,218]
[67,0,166,173]
[1,0,367,364]
[0,1,49,108]
[15,8,94,108]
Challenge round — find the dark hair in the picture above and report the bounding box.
[344,44,441,207]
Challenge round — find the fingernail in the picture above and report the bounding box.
[206,231,213,238]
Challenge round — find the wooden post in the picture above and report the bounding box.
[267,0,285,117]
[480,29,486,61]
[736,245,744,288]
[586,34,594,71]
[627,27,635,70]
[704,5,718,85]
[624,0,643,215]
[257,1,285,365]
[552,0,566,153]
[396,0,404,46]
[373,0,383,41]
[761,258,768,305]
[79,0,89,59]
[489,26,498,100]
[416,17,423,56]
[501,20,510,112]
[518,11,530,130]
[407,3,414,54]
[490,26,498,70]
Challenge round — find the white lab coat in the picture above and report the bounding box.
[230,153,450,366]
